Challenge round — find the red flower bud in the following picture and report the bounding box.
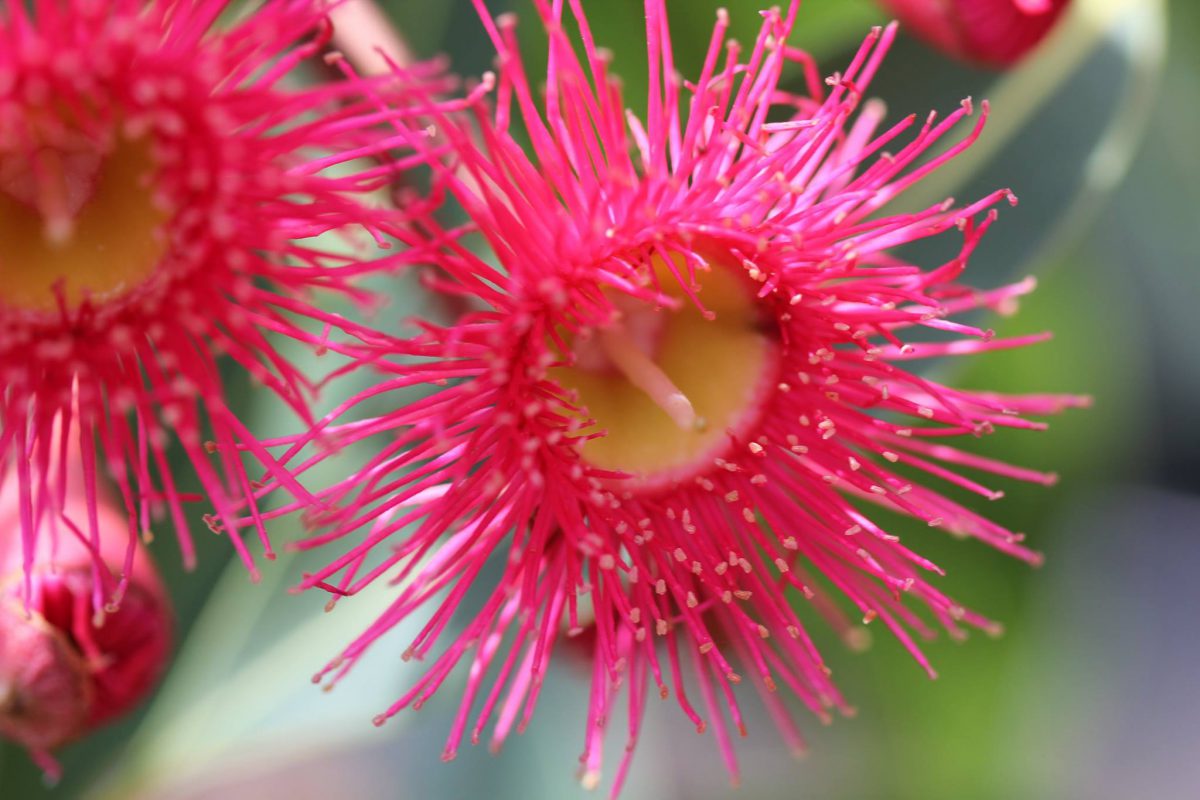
[879,0,1071,67]
[0,466,171,779]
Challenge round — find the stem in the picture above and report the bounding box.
[325,0,484,325]
[328,0,416,76]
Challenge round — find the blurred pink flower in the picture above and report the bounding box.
[0,435,171,779]
[0,1,418,599]
[879,0,1071,66]
[285,0,1086,792]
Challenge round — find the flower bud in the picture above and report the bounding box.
[0,470,171,778]
[879,0,1071,67]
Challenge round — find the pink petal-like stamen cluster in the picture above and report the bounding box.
[0,0,445,608]
[256,1,1086,793]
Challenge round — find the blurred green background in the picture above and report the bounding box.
[4,0,1197,797]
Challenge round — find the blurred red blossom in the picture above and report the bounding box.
[879,0,1071,66]
[0,433,171,779]
[260,0,1087,793]
[0,0,435,610]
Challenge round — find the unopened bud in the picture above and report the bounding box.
[878,0,1070,67]
[0,475,171,777]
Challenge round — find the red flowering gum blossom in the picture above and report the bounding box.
[264,0,1088,794]
[0,0,444,603]
[0,475,171,779]
[879,0,1071,66]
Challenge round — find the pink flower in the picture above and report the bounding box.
[284,0,1086,792]
[0,435,171,780]
[878,0,1071,66]
[0,1,419,598]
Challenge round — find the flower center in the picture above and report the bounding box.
[0,130,167,311]
[554,255,780,490]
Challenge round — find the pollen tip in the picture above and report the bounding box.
[664,393,698,431]
[43,216,75,247]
